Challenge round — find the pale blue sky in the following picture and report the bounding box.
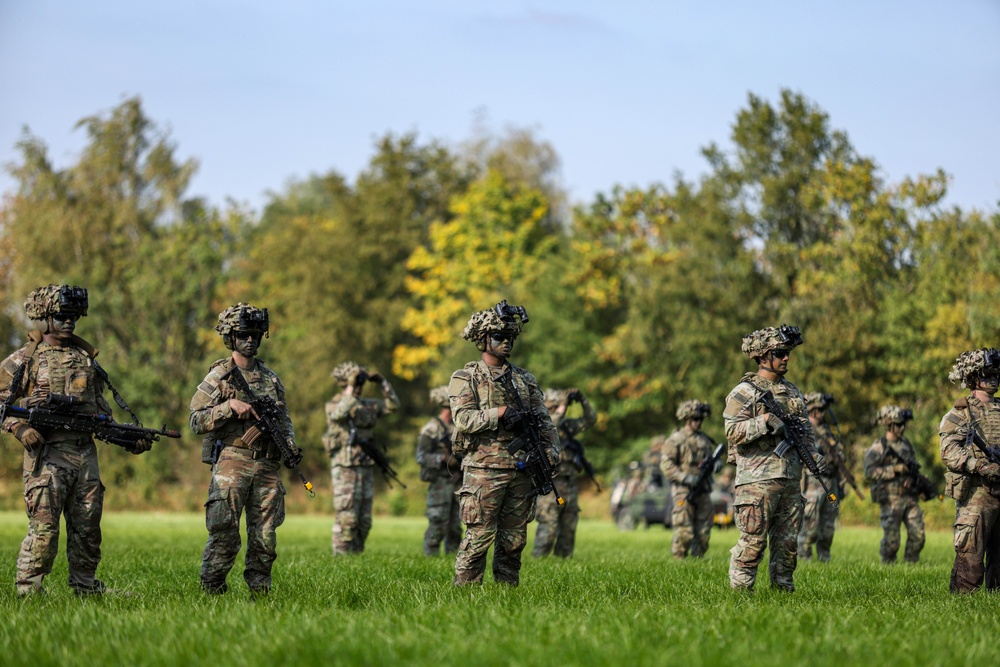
[1,1,998,213]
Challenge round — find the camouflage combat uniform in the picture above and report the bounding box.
[323,378,400,555]
[863,436,925,564]
[532,394,597,558]
[191,356,292,592]
[450,359,559,585]
[1,332,113,595]
[797,420,843,561]
[661,426,716,558]
[724,373,816,591]
[417,414,462,555]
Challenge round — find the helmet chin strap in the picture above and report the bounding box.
[759,354,786,376]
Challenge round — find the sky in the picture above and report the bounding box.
[1,1,998,213]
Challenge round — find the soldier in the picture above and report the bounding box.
[532,387,598,558]
[797,393,846,562]
[724,324,826,592]
[449,300,559,586]
[1,285,151,596]
[191,303,299,594]
[610,461,643,530]
[661,400,717,559]
[863,405,925,564]
[940,348,1000,592]
[417,385,462,556]
[323,361,400,555]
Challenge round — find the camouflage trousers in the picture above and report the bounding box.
[729,478,803,591]
[424,475,462,556]
[454,466,534,586]
[532,474,579,558]
[331,465,374,555]
[950,486,1000,593]
[797,485,839,561]
[878,493,924,564]
[16,441,103,595]
[201,447,286,592]
[670,486,713,559]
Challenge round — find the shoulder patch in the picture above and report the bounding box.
[209,357,233,370]
[954,398,969,409]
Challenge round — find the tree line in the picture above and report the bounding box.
[1,90,996,510]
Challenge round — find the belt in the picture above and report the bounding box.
[227,437,280,461]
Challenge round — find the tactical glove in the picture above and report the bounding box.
[765,414,785,435]
[813,453,829,475]
[501,408,522,430]
[13,425,45,449]
[368,372,383,384]
[682,474,701,488]
[128,439,152,455]
[285,444,304,468]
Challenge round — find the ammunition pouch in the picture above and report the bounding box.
[450,430,475,457]
[945,471,972,503]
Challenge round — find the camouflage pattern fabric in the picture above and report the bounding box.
[532,395,597,558]
[191,357,294,591]
[729,478,803,591]
[449,359,558,585]
[864,437,925,563]
[798,421,842,561]
[201,447,286,592]
[660,426,716,558]
[323,380,399,555]
[1,336,112,595]
[940,395,1000,592]
[724,373,816,590]
[417,416,461,555]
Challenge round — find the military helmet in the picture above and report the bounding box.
[215,303,269,336]
[463,299,528,349]
[332,361,367,387]
[741,323,803,360]
[676,400,710,421]
[543,388,567,409]
[429,385,450,408]
[948,348,1000,389]
[25,284,88,333]
[877,405,913,426]
[804,393,834,410]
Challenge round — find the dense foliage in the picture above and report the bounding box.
[1,91,996,508]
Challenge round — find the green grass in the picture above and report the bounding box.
[0,512,996,666]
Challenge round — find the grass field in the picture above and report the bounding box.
[0,512,996,667]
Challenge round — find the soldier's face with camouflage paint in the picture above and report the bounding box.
[47,311,80,343]
[233,329,263,358]
[976,371,999,395]
[486,331,516,359]
[686,417,703,432]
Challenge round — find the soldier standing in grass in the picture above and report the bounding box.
[661,400,717,559]
[863,406,925,564]
[324,361,400,555]
[940,348,1000,592]
[191,303,300,595]
[723,325,826,592]
[532,387,598,558]
[1,285,151,597]
[417,385,462,556]
[797,392,845,562]
[449,301,559,586]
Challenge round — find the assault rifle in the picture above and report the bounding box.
[220,367,315,497]
[825,403,865,500]
[496,368,564,505]
[677,443,725,508]
[754,389,839,507]
[348,423,406,489]
[880,440,941,502]
[559,424,601,493]
[0,394,180,473]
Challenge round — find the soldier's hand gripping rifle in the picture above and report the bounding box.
[881,441,941,502]
[824,400,865,500]
[348,423,407,489]
[677,443,725,508]
[220,368,315,497]
[0,394,181,474]
[754,389,839,508]
[496,368,564,505]
[559,424,602,493]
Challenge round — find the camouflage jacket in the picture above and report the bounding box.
[802,421,844,491]
[0,332,112,444]
[323,381,400,467]
[723,372,817,487]
[190,356,295,463]
[660,426,715,488]
[552,396,598,478]
[863,436,919,500]
[939,395,1000,499]
[448,359,558,469]
[416,416,457,482]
